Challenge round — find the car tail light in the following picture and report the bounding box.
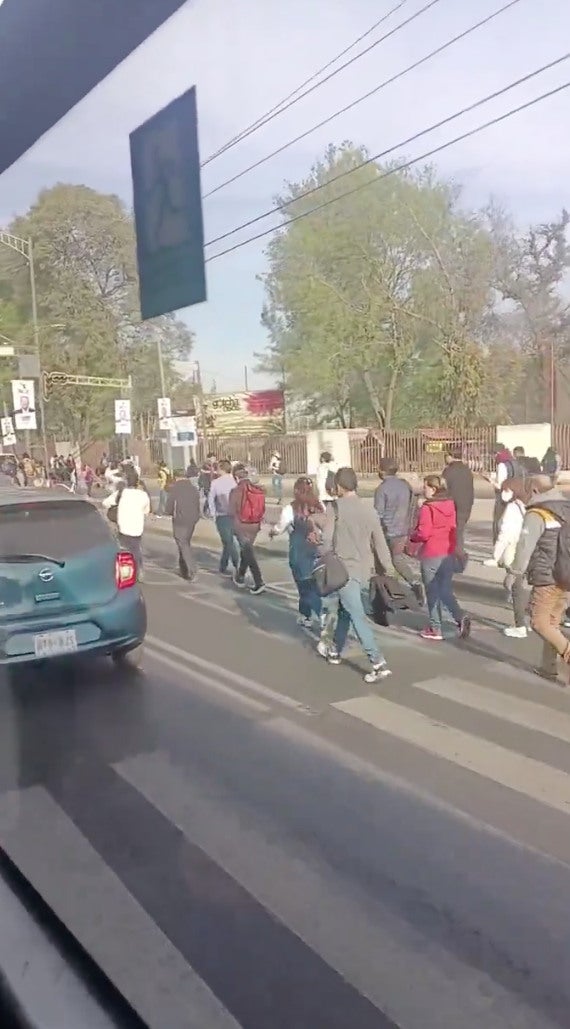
[116,551,137,589]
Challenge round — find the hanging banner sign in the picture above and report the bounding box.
[11,379,37,431]
[198,390,285,435]
[114,398,132,435]
[157,396,172,431]
[1,416,16,446]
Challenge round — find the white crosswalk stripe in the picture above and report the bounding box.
[0,786,240,1029]
[115,749,552,1029]
[332,688,570,817]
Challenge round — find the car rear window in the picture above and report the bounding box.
[0,500,113,559]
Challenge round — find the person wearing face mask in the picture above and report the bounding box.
[483,477,531,637]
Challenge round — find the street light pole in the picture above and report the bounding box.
[156,337,172,471]
[0,232,49,473]
[28,242,49,472]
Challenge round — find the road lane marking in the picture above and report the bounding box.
[0,786,240,1029]
[332,696,570,816]
[144,646,268,714]
[177,592,240,616]
[414,677,570,743]
[146,634,314,714]
[116,750,536,1029]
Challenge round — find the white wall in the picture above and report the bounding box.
[496,423,551,462]
[306,429,350,474]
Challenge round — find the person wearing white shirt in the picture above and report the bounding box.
[102,465,150,576]
[483,477,529,637]
[315,452,337,505]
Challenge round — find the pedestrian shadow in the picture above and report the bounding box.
[233,590,318,650]
[446,632,541,678]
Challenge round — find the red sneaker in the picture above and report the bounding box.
[420,626,443,641]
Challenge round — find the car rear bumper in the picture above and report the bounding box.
[0,590,147,665]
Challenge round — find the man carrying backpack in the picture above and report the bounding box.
[229,464,266,594]
[510,474,570,682]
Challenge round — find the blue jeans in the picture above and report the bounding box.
[293,574,322,620]
[421,555,463,632]
[272,473,283,502]
[216,515,239,572]
[157,488,168,515]
[331,578,382,665]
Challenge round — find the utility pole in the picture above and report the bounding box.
[0,233,49,472]
[28,242,49,472]
[244,364,249,391]
[156,337,172,471]
[193,360,206,456]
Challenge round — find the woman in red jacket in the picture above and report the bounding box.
[410,474,471,641]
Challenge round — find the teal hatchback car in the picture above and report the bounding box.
[0,489,146,668]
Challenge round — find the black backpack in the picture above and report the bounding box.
[504,458,526,480]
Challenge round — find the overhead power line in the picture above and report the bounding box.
[206,77,570,263]
[205,53,569,251]
[203,0,524,199]
[200,0,444,167]
[204,0,412,164]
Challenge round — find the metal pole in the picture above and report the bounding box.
[28,242,49,474]
[550,337,556,426]
[156,338,172,471]
[193,360,206,458]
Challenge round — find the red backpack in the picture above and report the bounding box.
[239,482,266,524]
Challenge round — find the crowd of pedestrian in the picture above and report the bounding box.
[99,439,570,686]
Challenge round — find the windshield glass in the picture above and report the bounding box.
[0,501,111,559]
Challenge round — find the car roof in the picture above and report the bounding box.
[0,488,88,507]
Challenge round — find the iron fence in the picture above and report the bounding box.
[197,434,308,475]
[349,427,498,475]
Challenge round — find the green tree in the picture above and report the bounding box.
[1,184,194,446]
[257,144,525,430]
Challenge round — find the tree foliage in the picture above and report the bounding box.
[257,143,567,429]
[0,184,194,445]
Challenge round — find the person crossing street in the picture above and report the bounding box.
[165,472,201,580]
[229,464,267,594]
[208,459,240,576]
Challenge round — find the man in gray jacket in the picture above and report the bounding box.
[321,466,395,683]
[374,457,423,603]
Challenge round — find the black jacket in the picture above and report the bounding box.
[441,461,474,521]
[526,499,570,587]
[164,479,201,526]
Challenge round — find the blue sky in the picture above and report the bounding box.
[0,0,568,389]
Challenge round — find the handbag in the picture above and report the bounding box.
[313,502,349,597]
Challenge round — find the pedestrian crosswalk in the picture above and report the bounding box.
[0,736,562,1029]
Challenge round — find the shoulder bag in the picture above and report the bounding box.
[313,502,349,596]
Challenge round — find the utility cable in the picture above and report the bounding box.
[204,0,412,163]
[201,0,444,167]
[205,53,569,250]
[204,0,524,199]
[206,78,570,262]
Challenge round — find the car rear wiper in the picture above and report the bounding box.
[0,553,66,567]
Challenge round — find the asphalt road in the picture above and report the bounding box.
[1,516,570,1028]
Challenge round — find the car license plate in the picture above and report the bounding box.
[34,629,78,658]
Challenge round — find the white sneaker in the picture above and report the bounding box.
[297,615,312,628]
[364,662,392,684]
[503,626,528,638]
[317,639,328,659]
